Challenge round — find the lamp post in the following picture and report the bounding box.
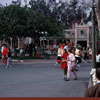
[41,31,47,52]
[41,32,45,50]
[90,0,97,86]
[92,0,96,69]
[77,0,98,86]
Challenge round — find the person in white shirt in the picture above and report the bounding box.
[89,47,92,61]
[75,48,82,67]
[1,44,4,63]
[55,44,64,66]
[96,49,100,68]
[20,48,24,62]
[65,49,77,81]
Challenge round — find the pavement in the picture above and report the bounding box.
[0,59,91,97]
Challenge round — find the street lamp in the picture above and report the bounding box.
[41,32,45,50]
[90,0,97,86]
[82,0,98,86]
[41,31,47,51]
[92,0,96,69]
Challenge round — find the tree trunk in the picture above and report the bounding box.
[13,37,17,57]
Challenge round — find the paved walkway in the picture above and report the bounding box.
[0,60,91,97]
[12,59,57,64]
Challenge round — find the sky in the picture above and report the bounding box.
[0,0,91,6]
[0,0,30,6]
[0,0,70,6]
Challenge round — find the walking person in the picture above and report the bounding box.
[6,49,12,68]
[75,48,82,67]
[1,44,4,63]
[83,47,88,63]
[55,44,64,66]
[65,49,77,81]
[20,48,24,62]
[96,49,100,68]
[3,44,8,67]
[64,40,69,51]
[0,47,1,61]
[61,49,69,80]
[89,47,92,62]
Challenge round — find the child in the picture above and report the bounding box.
[66,49,77,81]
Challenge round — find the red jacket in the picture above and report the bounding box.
[2,48,8,55]
[61,52,69,69]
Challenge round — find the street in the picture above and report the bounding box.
[0,59,91,97]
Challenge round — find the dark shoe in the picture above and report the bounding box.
[75,69,78,71]
[63,77,67,80]
[65,78,70,81]
[74,78,77,80]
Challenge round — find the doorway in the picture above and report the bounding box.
[77,41,87,49]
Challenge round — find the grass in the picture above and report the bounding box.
[12,56,44,60]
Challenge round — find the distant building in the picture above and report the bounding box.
[64,22,90,48]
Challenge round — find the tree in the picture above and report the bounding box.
[0,5,28,39]
[48,0,90,28]
[0,0,91,50]
[0,4,63,43]
[0,5,29,55]
[29,0,51,16]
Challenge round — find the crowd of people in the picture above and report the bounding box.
[54,39,100,97]
[55,40,79,81]
[1,40,100,97]
[55,39,95,81]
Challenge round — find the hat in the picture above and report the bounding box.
[64,45,68,51]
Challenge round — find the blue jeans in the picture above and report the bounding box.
[7,57,11,67]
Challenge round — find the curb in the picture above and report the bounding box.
[12,59,19,62]
[12,59,56,64]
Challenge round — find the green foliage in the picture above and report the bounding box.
[0,0,90,39]
[0,4,63,39]
[0,5,28,38]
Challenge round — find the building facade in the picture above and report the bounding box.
[64,22,90,49]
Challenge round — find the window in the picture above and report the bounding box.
[72,32,74,36]
[80,30,84,38]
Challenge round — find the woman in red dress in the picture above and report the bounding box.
[2,44,8,65]
[61,49,69,80]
